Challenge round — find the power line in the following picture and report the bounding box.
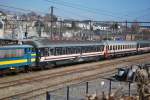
[55,8,94,20]
[0,3,76,20]
[0,3,46,14]
[43,0,125,20]
[53,0,132,18]
[135,13,150,20]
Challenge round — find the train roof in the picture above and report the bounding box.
[23,39,104,48]
[0,45,33,50]
[136,40,150,44]
[103,40,137,45]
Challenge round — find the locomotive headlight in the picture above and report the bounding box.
[40,57,45,61]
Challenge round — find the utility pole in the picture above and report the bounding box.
[25,24,28,39]
[59,19,63,40]
[125,20,127,31]
[125,20,128,40]
[50,6,54,40]
[89,20,92,40]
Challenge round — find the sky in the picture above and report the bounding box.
[0,0,150,21]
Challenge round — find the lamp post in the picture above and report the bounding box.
[101,81,105,99]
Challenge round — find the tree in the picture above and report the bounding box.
[43,13,57,22]
[111,22,118,33]
[131,20,140,34]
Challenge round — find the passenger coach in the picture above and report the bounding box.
[23,39,104,67]
[104,41,137,58]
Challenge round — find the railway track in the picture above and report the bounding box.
[2,69,116,100]
[0,54,149,100]
[0,54,148,89]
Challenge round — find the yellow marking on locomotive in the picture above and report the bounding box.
[31,58,36,62]
[31,54,36,56]
[0,59,27,66]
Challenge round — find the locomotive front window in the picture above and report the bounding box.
[0,49,24,58]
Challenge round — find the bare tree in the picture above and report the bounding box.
[131,20,140,34]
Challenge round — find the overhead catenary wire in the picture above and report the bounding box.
[44,0,150,21]
[49,0,132,19]
[0,3,47,14]
[0,3,77,21]
[55,7,94,20]
[43,0,125,20]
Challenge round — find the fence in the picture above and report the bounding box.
[46,78,138,100]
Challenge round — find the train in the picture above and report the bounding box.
[0,39,150,73]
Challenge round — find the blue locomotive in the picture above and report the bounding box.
[0,45,36,72]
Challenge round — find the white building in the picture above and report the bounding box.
[0,18,4,38]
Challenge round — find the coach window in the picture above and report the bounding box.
[83,47,86,53]
[127,45,129,49]
[115,45,117,50]
[109,45,112,50]
[82,47,84,53]
[130,45,132,48]
[76,47,79,53]
[92,46,95,52]
[121,45,122,49]
[91,46,94,52]
[84,47,86,53]
[76,47,79,54]
[54,48,57,55]
[118,45,120,50]
[108,45,110,50]
[112,45,115,50]
[85,47,88,53]
[128,45,130,49]
[128,45,129,49]
[67,47,70,54]
[88,46,91,52]
[49,48,54,55]
[99,46,101,51]
[93,46,96,52]
[45,48,49,56]
[119,45,121,50]
[96,46,99,52]
[31,48,35,53]
[74,47,77,54]
[97,46,100,52]
[114,45,116,50]
[94,46,97,51]
[70,47,73,54]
